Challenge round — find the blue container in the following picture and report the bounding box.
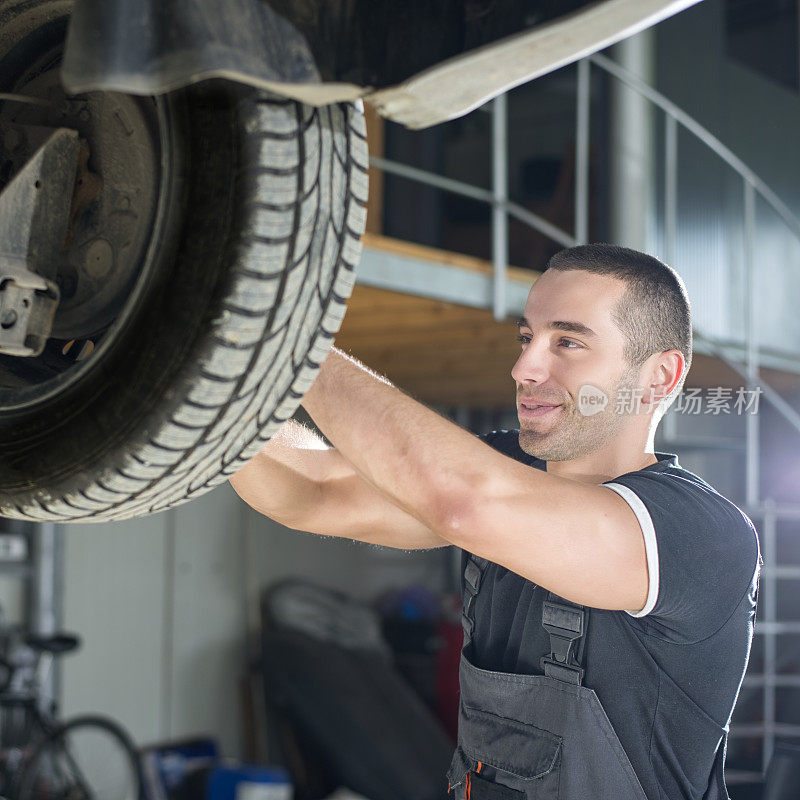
[205,764,293,800]
[141,737,220,799]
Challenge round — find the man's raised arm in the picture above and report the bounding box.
[229,419,449,550]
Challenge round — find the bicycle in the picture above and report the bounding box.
[0,614,143,800]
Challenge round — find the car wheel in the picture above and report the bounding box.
[0,0,368,521]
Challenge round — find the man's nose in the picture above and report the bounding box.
[511,340,551,384]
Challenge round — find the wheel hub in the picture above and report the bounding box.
[1,59,160,341]
[0,11,170,410]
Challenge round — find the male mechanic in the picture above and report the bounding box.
[231,244,761,800]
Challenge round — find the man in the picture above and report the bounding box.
[230,244,761,800]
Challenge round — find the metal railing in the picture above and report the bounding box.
[369,52,800,780]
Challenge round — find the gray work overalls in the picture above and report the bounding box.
[446,554,731,800]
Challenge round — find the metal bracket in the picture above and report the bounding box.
[0,129,79,356]
[0,261,59,357]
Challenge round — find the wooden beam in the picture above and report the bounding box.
[361,232,539,285]
[364,103,384,236]
[336,283,520,407]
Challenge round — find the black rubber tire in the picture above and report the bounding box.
[14,713,143,800]
[0,12,368,522]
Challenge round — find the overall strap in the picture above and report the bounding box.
[541,592,589,686]
[461,553,489,649]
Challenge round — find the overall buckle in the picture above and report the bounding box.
[540,599,585,685]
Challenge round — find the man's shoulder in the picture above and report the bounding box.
[603,458,761,634]
[604,458,761,579]
[607,456,754,530]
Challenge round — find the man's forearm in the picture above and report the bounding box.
[258,418,333,483]
[229,419,328,528]
[229,418,449,549]
[300,348,485,536]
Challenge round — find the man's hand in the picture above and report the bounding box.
[300,347,650,613]
[229,418,448,550]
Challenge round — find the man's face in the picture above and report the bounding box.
[512,269,643,462]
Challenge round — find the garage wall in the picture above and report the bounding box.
[60,511,171,747]
[0,577,25,628]
[58,481,451,759]
[0,519,35,626]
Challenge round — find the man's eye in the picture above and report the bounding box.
[516,335,581,348]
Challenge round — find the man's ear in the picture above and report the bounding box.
[643,349,684,408]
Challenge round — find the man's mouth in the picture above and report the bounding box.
[518,401,562,418]
[519,400,561,410]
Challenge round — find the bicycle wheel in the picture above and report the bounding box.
[14,714,142,800]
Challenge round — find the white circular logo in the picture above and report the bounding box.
[577,384,608,416]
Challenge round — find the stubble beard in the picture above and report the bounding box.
[517,365,640,462]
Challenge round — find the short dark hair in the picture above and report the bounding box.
[545,243,692,412]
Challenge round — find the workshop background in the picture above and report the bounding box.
[1,0,799,798]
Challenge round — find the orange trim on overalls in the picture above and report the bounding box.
[465,761,483,798]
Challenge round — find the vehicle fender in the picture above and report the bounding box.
[61,0,324,96]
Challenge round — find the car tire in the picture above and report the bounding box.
[0,4,368,521]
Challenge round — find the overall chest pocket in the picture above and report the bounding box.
[447,705,563,800]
